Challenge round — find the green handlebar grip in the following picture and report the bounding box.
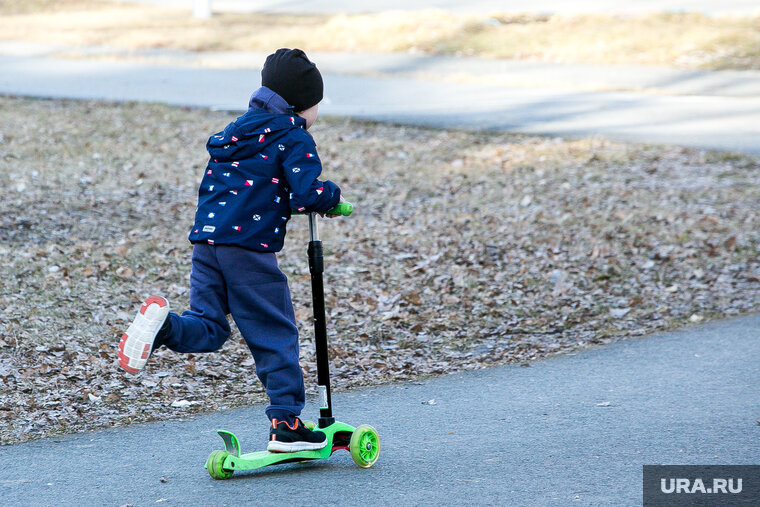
[328,201,353,216]
[294,201,353,216]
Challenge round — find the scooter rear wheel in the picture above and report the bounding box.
[349,425,380,468]
[206,450,234,480]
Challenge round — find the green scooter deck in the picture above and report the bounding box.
[206,421,356,475]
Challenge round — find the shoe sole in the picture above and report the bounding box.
[118,296,169,374]
[266,440,328,453]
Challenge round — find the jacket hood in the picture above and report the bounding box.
[248,86,293,115]
[206,109,307,160]
[232,108,306,137]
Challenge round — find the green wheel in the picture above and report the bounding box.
[205,450,233,480]
[349,425,380,468]
[303,420,316,430]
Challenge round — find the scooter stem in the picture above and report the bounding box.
[308,212,319,242]
[307,212,335,428]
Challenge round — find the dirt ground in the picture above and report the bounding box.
[0,96,758,443]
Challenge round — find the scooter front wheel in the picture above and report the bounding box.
[349,425,380,468]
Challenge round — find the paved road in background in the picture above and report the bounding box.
[2,53,759,154]
[114,0,760,15]
[6,41,760,98]
[1,315,758,505]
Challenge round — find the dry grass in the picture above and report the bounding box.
[446,12,760,70]
[1,95,759,443]
[0,0,759,69]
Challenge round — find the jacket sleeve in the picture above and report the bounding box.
[281,131,341,213]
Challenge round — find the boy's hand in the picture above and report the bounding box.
[322,196,346,218]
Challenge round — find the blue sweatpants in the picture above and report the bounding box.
[162,244,304,423]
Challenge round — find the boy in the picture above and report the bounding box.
[118,48,342,452]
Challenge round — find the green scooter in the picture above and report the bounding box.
[205,202,380,479]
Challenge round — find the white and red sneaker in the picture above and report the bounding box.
[118,296,170,374]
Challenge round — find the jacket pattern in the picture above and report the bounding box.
[188,104,340,252]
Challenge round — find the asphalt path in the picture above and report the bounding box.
[1,314,758,506]
[2,54,759,154]
[6,41,760,97]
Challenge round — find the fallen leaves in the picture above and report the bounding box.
[609,308,631,319]
[0,97,758,444]
[170,400,200,408]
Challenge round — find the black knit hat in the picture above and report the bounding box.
[261,48,323,112]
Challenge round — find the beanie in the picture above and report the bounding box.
[261,48,323,112]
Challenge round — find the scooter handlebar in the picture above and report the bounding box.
[327,201,353,216]
[295,201,353,216]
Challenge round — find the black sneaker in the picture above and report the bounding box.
[267,418,327,453]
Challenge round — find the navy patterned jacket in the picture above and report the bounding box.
[188,88,341,252]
